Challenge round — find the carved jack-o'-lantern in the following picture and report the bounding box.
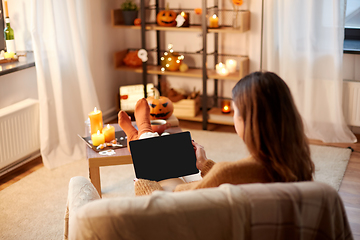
[156,3,177,27]
[232,0,244,6]
[147,88,174,120]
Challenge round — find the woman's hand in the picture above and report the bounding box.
[192,141,208,171]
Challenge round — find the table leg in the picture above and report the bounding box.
[89,166,102,198]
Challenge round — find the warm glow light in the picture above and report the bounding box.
[97,130,100,135]
[222,100,231,114]
[166,64,170,67]
[212,14,217,19]
[164,52,168,56]
[161,67,165,71]
[181,11,185,17]
[161,57,164,61]
[170,49,174,53]
[220,67,229,76]
[168,57,172,61]
[176,60,180,63]
[168,43,173,49]
[94,107,98,112]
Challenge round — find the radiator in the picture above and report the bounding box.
[0,99,40,172]
[343,80,360,127]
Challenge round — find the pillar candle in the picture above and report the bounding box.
[209,14,219,28]
[102,124,115,142]
[89,107,103,135]
[91,130,105,146]
[219,67,229,76]
[225,59,237,73]
[216,62,224,74]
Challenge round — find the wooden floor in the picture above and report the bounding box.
[0,120,359,239]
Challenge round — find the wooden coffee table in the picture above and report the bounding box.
[86,123,182,197]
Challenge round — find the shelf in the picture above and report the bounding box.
[111,10,250,33]
[176,107,234,126]
[114,50,249,80]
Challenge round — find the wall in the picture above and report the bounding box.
[0,0,127,121]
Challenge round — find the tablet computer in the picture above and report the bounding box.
[129,131,199,181]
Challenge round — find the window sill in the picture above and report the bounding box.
[0,51,35,76]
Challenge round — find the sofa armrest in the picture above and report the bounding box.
[64,176,100,240]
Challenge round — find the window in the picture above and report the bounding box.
[344,0,360,53]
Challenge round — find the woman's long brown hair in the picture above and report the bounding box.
[232,71,314,182]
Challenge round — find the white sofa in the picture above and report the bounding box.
[64,176,353,240]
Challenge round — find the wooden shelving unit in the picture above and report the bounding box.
[112,1,250,129]
[176,107,234,126]
[111,10,250,33]
[114,50,249,80]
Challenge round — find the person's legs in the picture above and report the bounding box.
[118,110,138,151]
[135,98,153,137]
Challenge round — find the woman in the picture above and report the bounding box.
[118,71,315,196]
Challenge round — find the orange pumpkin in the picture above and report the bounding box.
[134,18,141,26]
[194,8,202,15]
[147,88,174,120]
[123,50,142,67]
[232,0,244,6]
[161,52,183,71]
[157,3,177,27]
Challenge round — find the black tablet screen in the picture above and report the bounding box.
[129,131,199,181]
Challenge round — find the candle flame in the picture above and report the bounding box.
[97,130,101,135]
[107,124,110,128]
[181,12,185,17]
[94,107,97,112]
[223,106,229,111]
[212,14,217,19]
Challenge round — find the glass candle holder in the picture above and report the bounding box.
[221,100,231,114]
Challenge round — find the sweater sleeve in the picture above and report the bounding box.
[134,179,163,196]
[200,159,216,177]
[175,156,271,192]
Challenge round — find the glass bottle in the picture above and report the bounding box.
[3,1,16,53]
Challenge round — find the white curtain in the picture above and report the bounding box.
[31,0,100,169]
[262,0,357,143]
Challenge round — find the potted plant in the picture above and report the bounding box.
[121,0,138,26]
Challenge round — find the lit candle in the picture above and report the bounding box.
[91,130,105,146]
[176,11,189,27]
[216,62,224,74]
[209,14,219,28]
[219,67,229,76]
[225,59,237,73]
[89,107,103,135]
[4,52,15,59]
[102,124,115,142]
[222,100,231,114]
